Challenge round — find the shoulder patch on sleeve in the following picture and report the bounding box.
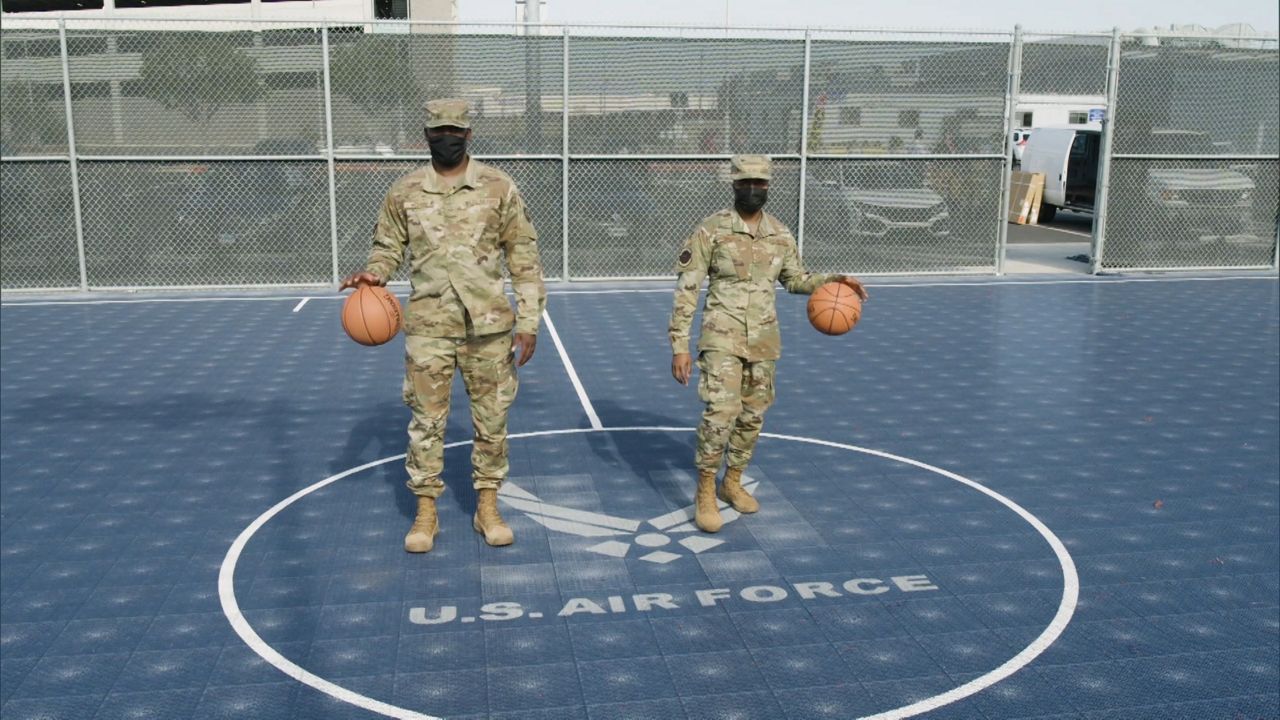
[678,248,694,268]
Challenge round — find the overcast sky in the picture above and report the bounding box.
[458,0,1279,34]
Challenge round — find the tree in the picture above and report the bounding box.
[328,34,455,147]
[136,33,263,125]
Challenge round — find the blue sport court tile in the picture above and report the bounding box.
[491,705,589,720]
[808,602,911,642]
[664,649,767,698]
[9,652,130,700]
[43,616,152,656]
[650,614,744,655]
[483,623,575,667]
[191,682,298,720]
[681,690,785,720]
[485,661,583,712]
[1079,693,1278,720]
[915,628,1020,675]
[1,586,96,623]
[290,675,392,719]
[72,583,172,620]
[158,583,224,615]
[577,656,677,704]
[697,550,780,585]
[587,697,688,720]
[772,682,877,719]
[953,668,1077,718]
[569,618,662,661]
[93,688,203,720]
[395,629,486,672]
[2,693,106,720]
[134,612,231,651]
[0,657,39,705]
[306,635,399,679]
[316,600,402,639]
[860,674,964,713]
[393,669,491,716]
[111,646,222,693]
[749,643,852,690]
[730,607,828,648]
[0,620,68,659]
[208,641,308,687]
[834,634,948,682]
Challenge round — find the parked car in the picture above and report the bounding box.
[836,161,952,241]
[803,160,960,270]
[1113,130,1257,249]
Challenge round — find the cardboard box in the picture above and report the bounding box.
[1008,171,1045,225]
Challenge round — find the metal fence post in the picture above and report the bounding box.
[562,29,571,281]
[995,25,1022,275]
[797,29,812,257]
[321,25,340,285]
[1091,27,1122,274]
[58,19,88,291]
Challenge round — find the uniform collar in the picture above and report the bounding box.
[731,209,775,238]
[421,157,479,194]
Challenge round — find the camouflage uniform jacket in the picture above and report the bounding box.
[365,159,546,338]
[669,209,839,362]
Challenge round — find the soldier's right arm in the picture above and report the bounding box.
[364,190,409,283]
[668,224,712,355]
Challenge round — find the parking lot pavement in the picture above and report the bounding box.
[1007,209,1093,244]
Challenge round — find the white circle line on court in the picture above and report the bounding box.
[219,426,1079,720]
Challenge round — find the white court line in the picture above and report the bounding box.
[1024,224,1092,238]
[3,274,1276,306]
[219,427,1078,720]
[541,309,603,430]
[292,298,310,313]
[549,275,1279,292]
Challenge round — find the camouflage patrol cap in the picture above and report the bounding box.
[729,154,772,181]
[425,98,471,129]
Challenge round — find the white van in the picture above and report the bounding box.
[1019,124,1102,222]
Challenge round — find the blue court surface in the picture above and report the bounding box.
[1,275,1277,720]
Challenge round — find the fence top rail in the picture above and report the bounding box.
[2,17,1272,43]
[0,15,1023,38]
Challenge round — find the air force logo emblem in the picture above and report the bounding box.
[498,475,761,563]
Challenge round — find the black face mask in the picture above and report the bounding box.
[734,186,768,215]
[427,134,467,168]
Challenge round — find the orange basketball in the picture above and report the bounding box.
[341,284,402,346]
[807,281,862,336]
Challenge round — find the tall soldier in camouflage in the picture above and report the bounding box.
[669,155,868,532]
[340,99,547,553]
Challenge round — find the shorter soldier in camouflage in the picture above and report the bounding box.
[669,155,868,532]
[341,99,547,553]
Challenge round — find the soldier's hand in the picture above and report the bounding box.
[513,333,537,367]
[836,275,869,301]
[338,271,384,291]
[672,353,692,386]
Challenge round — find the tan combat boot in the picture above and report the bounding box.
[473,488,514,546]
[404,496,439,553]
[717,466,760,514]
[695,470,723,533]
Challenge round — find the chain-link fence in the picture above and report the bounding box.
[1,19,1277,290]
[1099,36,1280,271]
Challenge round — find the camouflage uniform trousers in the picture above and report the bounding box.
[402,332,518,498]
[695,351,777,471]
